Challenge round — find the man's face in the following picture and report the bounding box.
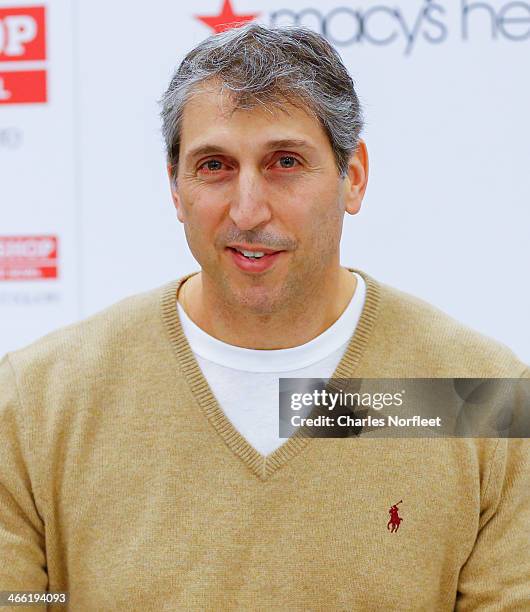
[170,82,365,316]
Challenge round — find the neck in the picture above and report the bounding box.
[178,266,357,350]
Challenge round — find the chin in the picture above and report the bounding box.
[229,284,283,315]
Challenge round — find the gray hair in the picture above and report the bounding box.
[159,23,364,179]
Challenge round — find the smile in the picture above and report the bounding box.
[226,247,285,273]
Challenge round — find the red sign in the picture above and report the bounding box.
[0,6,47,105]
[0,236,58,281]
[196,0,259,34]
[0,70,46,104]
[0,6,46,61]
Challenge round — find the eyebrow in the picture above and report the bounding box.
[186,138,317,163]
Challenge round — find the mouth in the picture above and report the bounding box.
[225,246,286,273]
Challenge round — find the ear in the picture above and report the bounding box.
[167,162,185,223]
[342,139,369,216]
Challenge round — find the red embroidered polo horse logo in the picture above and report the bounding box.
[387,500,403,533]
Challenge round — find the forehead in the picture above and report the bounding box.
[179,82,330,155]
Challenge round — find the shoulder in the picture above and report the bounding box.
[360,273,527,377]
[4,280,178,385]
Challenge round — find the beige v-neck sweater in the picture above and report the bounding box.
[1,269,529,611]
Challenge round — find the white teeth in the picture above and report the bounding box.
[238,249,265,258]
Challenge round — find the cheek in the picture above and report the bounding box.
[304,189,343,238]
[180,187,219,226]
[181,197,226,255]
[183,222,215,267]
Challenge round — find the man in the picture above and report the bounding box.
[0,23,528,611]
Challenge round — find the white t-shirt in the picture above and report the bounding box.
[177,272,366,456]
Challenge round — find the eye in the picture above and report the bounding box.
[275,155,300,170]
[198,159,225,173]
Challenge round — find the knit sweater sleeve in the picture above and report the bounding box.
[455,366,530,610]
[0,355,48,594]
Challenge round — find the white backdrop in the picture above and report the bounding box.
[1,0,529,362]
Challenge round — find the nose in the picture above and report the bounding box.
[228,168,272,230]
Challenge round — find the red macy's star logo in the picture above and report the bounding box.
[196,0,260,34]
